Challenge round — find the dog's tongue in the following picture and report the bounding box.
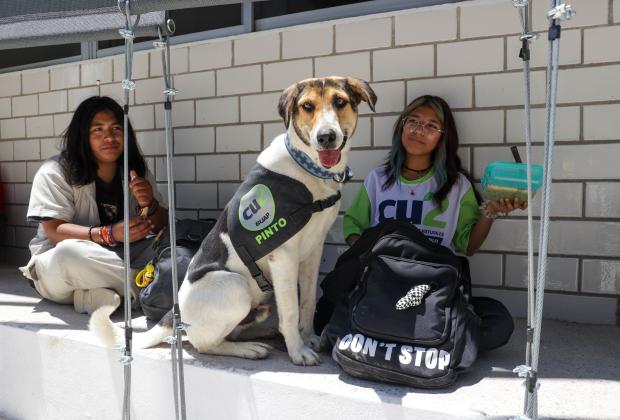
[318,149,341,168]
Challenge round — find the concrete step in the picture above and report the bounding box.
[1,265,619,420]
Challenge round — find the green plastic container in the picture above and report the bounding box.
[481,161,544,202]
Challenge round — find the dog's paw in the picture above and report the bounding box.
[289,345,321,366]
[302,333,322,352]
[235,342,272,359]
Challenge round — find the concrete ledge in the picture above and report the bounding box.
[1,265,619,420]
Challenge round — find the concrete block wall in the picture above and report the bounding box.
[1,0,619,324]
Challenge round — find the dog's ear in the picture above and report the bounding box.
[278,82,301,128]
[345,77,377,112]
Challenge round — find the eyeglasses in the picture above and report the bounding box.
[402,117,443,136]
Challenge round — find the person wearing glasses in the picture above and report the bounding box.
[319,95,526,352]
[343,94,525,252]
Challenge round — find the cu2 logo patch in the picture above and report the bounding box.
[239,184,276,231]
[378,198,448,229]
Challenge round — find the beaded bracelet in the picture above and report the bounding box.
[98,226,105,244]
[479,201,498,220]
[102,225,109,245]
[87,226,94,242]
[108,224,117,245]
[103,225,115,247]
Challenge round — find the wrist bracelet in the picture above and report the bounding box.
[480,202,498,220]
[109,224,117,245]
[138,199,159,218]
[98,227,105,244]
[103,225,114,246]
[101,225,109,246]
[146,199,159,217]
[88,226,94,242]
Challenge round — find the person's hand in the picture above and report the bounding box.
[346,234,360,247]
[111,216,154,243]
[129,169,154,208]
[484,197,528,218]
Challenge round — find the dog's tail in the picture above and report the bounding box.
[89,306,173,349]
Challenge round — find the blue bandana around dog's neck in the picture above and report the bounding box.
[285,135,352,183]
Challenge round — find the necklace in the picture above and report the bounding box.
[404,164,432,173]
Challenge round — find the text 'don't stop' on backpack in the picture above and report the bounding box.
[326,221,480,388]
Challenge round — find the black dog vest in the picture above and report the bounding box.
[227,164,341,291]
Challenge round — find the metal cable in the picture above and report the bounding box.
[512,2,538,416]
[119,1,138,419]
[522,1,573,418]
[156,18,187,420]
[510,2,574,419]
[521,12,536,367]
[528,19,560,420]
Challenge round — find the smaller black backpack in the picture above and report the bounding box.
[324,221,480,388]
[139,219,216,321]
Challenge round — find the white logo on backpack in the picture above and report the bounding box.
[337,333,450,371]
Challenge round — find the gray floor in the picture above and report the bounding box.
[1,265,619,420]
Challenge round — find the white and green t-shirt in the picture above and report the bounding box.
[343,166,481,254]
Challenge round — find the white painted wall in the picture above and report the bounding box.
[1,0,619,323]
[0,325,486,420]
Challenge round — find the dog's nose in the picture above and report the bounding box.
[317,129,337,148]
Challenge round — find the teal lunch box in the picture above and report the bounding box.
[481,161,544,202]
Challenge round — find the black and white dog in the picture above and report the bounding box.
[91,76,376,366]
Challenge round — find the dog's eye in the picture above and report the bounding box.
[334,97,348,109]
[301,102,314,112]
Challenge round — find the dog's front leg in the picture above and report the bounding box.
[271,253,321,366]
[298,244,323,351]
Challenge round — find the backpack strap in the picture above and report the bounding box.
[237,245,273,292]
[309,191,341,213]
[236,191,341,293]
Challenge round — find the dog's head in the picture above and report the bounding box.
[278,76,377,169]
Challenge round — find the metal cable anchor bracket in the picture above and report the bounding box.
[548,4,576,21]
[119,355,134,365]
[121,79,136,91]
[164,322,190,344]
[513,364,540,393]
[520,32,539,42]
[118,28,135,40]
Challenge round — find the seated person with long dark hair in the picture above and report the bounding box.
[20,96,167,314]
[319,95,526,351]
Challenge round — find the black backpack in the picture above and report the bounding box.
[323,221,480,388]
[139,219,216,321]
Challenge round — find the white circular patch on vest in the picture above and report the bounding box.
[238,184,275,231]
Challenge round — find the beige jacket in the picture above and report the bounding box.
[20,156,163,280]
